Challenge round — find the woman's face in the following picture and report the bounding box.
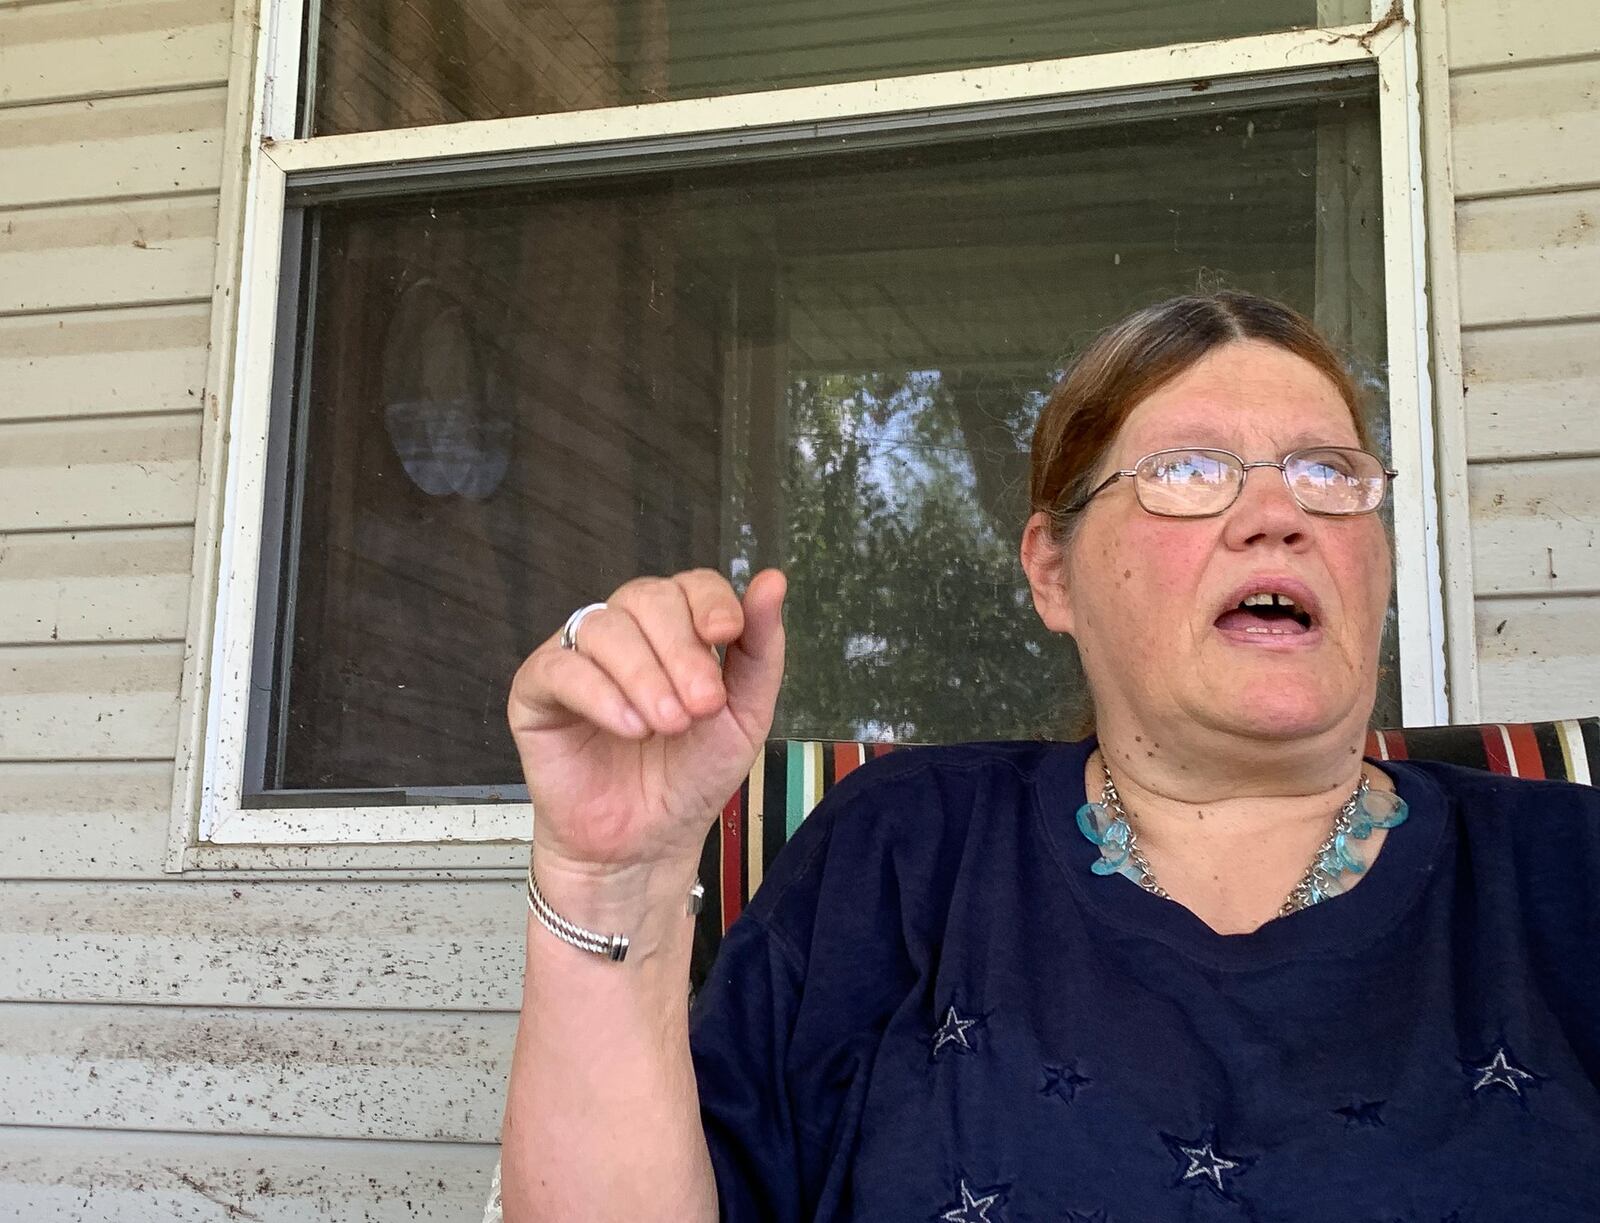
[1022,339,1392,747]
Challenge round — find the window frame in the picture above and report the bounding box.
[170,0,1449,864]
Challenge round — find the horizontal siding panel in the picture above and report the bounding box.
[0,1002,514,1141]
[1468,459,1600,596]
[1448,0,1600,72]
[0,880,527,1008]
[1,1127,499,1223]
[0,414,200,532]
[1456,189,1600,328]
[1476,594,1600,721]
[0,196,217,315]
[0,642,184,761]
[1451,59,1600,199]
[185,840,531,872]
[0,527,193,643]
[0,88,226,210]
[0,0,231,108]
[0,761,173,879]
[1462,321,1600,460]
[0,303,210,423]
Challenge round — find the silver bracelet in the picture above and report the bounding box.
[526,863,706,964]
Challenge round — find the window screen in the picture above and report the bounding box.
[250,85,1399,798]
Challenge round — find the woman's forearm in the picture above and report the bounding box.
[498,568,786,1220]
[499,859,719,1223]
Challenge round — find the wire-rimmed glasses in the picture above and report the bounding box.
[1060,446,1398,519]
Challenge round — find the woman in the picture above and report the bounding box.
[497,293,1600,1221]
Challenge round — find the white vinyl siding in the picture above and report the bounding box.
[0,417,201,532]
[0,0,231,108]
[0,304,213,423]
[3,1130,501,1222]
[0,761,175,879]
[1,1003,511,1138]
[1448,0,1600,718]
[0,528,194,644]
[0,0,500,1213]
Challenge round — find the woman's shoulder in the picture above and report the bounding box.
[1387,755,1600,870]
[798,737,1076,843]
[741,737,1081,935]
[829,737,1066,793]
[1391,755,1600,819]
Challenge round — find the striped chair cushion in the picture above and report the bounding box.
[689,719,1600,986]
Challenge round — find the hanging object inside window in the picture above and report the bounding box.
[380,277,512,500]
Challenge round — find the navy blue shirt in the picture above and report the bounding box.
[688,737,1600,1221]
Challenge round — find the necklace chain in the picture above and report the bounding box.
[1096,755,1371,917]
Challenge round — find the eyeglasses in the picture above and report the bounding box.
[1060,446,1398,519]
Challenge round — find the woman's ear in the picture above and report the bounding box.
[1020,512,1076,635]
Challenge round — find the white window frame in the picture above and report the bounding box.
[169,0,1449,866]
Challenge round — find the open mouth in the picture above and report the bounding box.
[1214,592,1316,637]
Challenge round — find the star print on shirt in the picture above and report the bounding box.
[1040,1062,1092,1104]
[1160,1128,1254,1199]
[938,1177,1008,1223]
[1462,1041,1542,1099]
[930,1004,982,1060]
[1333,1099,1387,1128]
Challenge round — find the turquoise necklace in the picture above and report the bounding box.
[1076,755,1410,915]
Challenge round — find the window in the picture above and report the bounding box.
[193,0,1445,850]
[306,0,1368,132]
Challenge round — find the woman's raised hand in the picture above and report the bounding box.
[507,568,787,885]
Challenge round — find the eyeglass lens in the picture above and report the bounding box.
[1134,448,1385,517]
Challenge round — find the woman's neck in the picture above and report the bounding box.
[1083,741,1396,934]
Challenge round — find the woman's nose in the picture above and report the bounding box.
[1220,464,1311,548]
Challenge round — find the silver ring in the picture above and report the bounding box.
[560,602,608,651]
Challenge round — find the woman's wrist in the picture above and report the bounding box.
[528,846,703,962]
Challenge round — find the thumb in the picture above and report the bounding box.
[723,568,786,735]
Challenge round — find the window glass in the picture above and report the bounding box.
[308,0,1370,135]
[256,87,1397,797]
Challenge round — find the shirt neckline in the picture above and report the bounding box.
[1030,735,1454,971]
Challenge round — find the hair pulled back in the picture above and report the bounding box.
[1029,291,1375,544]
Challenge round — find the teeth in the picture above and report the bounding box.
[1240,591,1300,611]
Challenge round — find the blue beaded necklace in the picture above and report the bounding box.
[1076,756,1409,914]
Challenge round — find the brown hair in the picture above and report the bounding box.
[1030,291,1375,545]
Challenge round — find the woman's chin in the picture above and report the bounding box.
[1206,685,1344,741]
